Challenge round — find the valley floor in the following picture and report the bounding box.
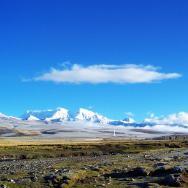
[0,139,187,187]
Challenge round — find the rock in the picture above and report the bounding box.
[125,167,148,177]
[144,154,151,158]
[62,176,70,184]
[158,174,182,187]
[31,174,38,182]
[173,155,181,160]
[10,179,15,183]
[171,166,184,174]
[0,184,8,188]
[57,168,70,174]
[104,167,148,179]
[44,172,71,187]
[0,185,8,188]
[150,166,184,177]
[104,170,127,179]
[44,173,56,182]
[87,165,100,171]
[153,162,166,168]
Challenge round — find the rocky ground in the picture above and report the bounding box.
[0,140,187,187]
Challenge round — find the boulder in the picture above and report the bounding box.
[125,167,148,177]
[150,166,183,177]
[158,174,182,187]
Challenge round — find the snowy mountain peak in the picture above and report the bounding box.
[22,107,70,122]
[0,112,20,120]
[77,108,96,118]
[109,117,136,126]
[122,117,136,124]
[0,112,7,118]
[27,115,40,121]
[75,108,110,124]
[45,107,69,122]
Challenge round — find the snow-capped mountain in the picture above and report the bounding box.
[0,112,20,120]
[1,108,187,130]
[109,117,136,126]
[26,115,40,121]
[0,112,8,118]
[20,107,136,125]
[21,108,70,122]
[45,108,70,122]
[123,117,136,124]
[0,108,188,137]
[21,107,111,124]
[75,108,110,124]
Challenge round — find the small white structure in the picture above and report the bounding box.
[113,129,116,137]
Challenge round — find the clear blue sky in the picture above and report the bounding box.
[0,0,187,120]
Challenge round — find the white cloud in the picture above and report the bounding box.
[144,112,188,127]
[34,64,181,84]
[142,124,188,133]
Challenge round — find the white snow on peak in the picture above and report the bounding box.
[1,107,188,134]
[45,108,69,121]
[27,115,40,121]
[122,117,136,124]
[22,107,110,124]
[0,113,19,120]
[128,118,136,124]
[22,107,70,122]
[75,108,110,124]
[0,112,8,118]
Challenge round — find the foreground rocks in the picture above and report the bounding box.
[0,143,187,187]
[104,166,188,187]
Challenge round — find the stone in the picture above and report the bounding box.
[0,185,7,188]
[150,166,184,177]
[125,167,148,177]
[158,174,182,187]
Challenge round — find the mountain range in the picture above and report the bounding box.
[0,108,188,139]
[0,107,139,127]
[21,108,121,125]
[0,108,188,128]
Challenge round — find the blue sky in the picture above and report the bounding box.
[0,0,188,120]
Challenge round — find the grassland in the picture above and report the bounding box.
[0,139,187,187]
[0,138,187,159]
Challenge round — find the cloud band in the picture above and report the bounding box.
[34,64,181,84]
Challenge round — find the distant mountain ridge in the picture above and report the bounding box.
[1,108,188,128]
[75,108,110,124]
[21,107,134,125]
[21,108,70,122]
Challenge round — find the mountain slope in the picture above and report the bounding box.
[21,108,69,122]
[75,108,110,124]
[45,108,70,122]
